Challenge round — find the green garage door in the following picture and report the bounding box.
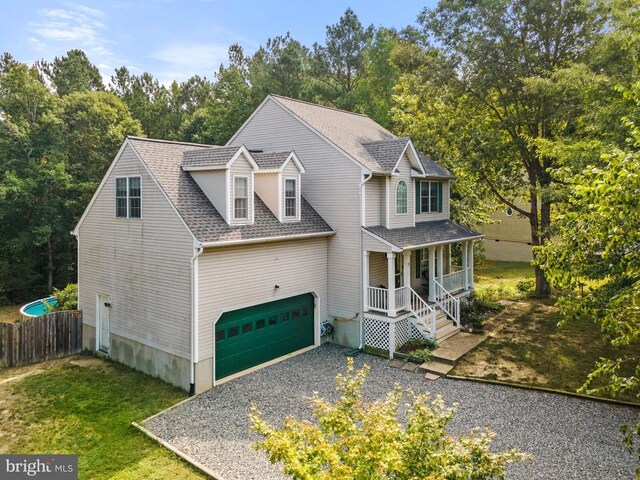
[215,293,315,380]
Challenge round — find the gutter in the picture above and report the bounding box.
[359,171,373,350]
[198,230,335,249]
[190,245,203,396]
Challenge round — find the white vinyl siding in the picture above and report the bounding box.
[230,98,362,327]
[364,175,385,227]
[415,180,450,222]
[190,170,228,222]
[78,144,193,359]
[197,237,329,361]
[388,154,415,229]
[254,172,279,218]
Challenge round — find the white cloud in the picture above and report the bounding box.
[27,4,124,80]
[152,43,228,83]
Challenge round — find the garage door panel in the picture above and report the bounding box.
[215,293,314,379]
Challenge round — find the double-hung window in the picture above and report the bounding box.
[115,176,141,218]
[284,178,297,218]
[416,181,443,214]
[233,176,249,220]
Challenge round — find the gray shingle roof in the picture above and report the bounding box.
[127,137,333,244]
[182,146,240,168]
[270,95,452,177]
[419,154,455,179]
[364,220,482,249]
[251,151,292,170]
[362,138,410,172]
[270,95,395,172]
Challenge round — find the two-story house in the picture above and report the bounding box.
[73,95,482,394]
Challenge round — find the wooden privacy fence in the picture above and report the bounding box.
[0,310,83,367]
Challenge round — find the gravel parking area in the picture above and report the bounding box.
[143,345,639,480]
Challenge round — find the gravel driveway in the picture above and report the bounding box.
[143,345,639,480]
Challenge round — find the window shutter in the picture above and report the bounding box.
[437,182,443,213]
[415,181,421,214]
[415,249,421,279]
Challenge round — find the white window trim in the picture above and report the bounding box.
[395,179,408,215]
[115,176,142,219]
[232,175,250,222]
[419,180,441,215]
[283,176,299,220]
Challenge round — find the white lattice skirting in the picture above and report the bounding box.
[363,314,423,359]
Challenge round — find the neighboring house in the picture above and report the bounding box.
[73,95,482,393]
[480,203,533,262]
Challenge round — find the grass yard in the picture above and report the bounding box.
[454,261,639,403]
[0,356,206,480]
[0,304,22,323]
[473,260,535,301]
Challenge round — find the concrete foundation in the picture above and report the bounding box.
[195,358,213,394]
[82,324,96,351]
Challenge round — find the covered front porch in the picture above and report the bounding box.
[361,220,483,350]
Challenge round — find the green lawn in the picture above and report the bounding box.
[0,304,22,323]
[474,260,535,300]
[455,261,638,403]
[0,357,206,479]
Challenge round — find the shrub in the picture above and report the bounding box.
[46,283,78,312]
[516,278,535,293]
[251,359,529,479]
[411,348,433,363]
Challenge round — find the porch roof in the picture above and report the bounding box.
[364,220,483,250]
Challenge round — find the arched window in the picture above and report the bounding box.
[396,180,407,214]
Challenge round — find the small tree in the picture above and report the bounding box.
[251,359,528,479]
[46,283,78,312]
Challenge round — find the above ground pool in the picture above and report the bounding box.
[20,297,57,317]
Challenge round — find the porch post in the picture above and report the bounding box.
[437,245,444,285]
[428,247,436,302]
[363,250,370,311]
[387,252,396,316]
[402,250,411,310]
[462,241,469,289]
[469,240,475,288]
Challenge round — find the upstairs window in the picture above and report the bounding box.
[115,176,141,218]
[284,178,297,218]
[416,181,443,214]
[233,176,248,220]
[396,180,407,214]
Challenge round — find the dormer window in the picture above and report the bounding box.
[396,180,407,214]
[233,176,249,220]
[284,178,297,218]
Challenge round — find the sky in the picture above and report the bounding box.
[1,1,438,85]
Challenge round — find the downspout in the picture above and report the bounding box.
[359,171,373,350]
[190,245,203,396]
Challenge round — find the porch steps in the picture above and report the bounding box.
[435,324,461,343]
[419,360,455,376]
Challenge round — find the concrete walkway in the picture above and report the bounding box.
[143,345,639,480]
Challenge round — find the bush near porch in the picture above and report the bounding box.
[0,356,206,479]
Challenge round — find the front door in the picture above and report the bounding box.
[97,294,110,353]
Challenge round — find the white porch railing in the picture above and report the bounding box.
[434,278,460,326]
[395,286,409,312]
[409,288,437,337]
[367,285,411,316]
[367,286,388,313]
[442,265,465,292]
